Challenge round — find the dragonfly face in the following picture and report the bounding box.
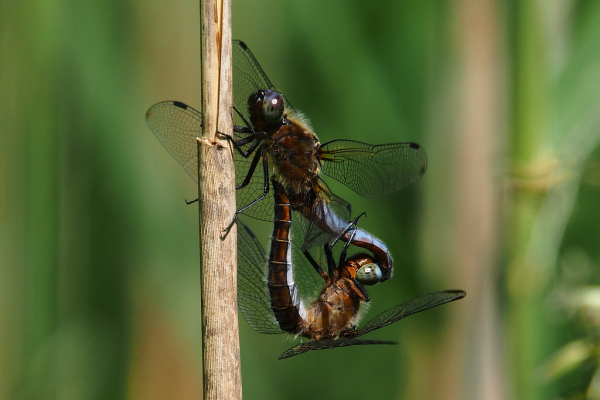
[237,178,466,359]
[248,89,286,128]
[146,40,427,281]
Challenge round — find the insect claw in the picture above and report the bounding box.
[222,216,237,233]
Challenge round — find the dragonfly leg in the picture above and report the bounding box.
[225,127,266,158]
[302,250,328,281]
[323,213,362,279]
[233,105,253,130]
[323,240,337,279]
[330,212,366,248]
[237,145,264,190]
[186,132,265,206]
[333,212,366,267]
[227,106,266,157]
[222,149,270,232]
[348,279,370,302]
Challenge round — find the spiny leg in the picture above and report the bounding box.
[222,148,270,233]
[226,126,266,158]
[233,105,253,130]
[302,250,328,281]
[236,145,263,190]
[186,127,265,205]
[329,212,366,249]
[227,106,265,157]
[323,239,337,280]
[323,214,362,279]
[337,212,366,267]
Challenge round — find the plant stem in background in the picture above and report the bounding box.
[507,1,549,399]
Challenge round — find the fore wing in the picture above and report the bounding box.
[146,101,202,183]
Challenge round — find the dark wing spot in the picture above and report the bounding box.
[173,101,188,110]
[409,143,421,150]
[238,41,248,50]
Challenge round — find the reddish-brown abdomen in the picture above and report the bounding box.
[267,181,307,334]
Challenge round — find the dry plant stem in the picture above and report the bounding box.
[199,0,241,398]
[198,139,240,399]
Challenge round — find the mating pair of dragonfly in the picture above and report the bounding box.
[146,41,465,359]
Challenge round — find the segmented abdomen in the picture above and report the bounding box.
[303,199,393,280]
[268,181,307,334]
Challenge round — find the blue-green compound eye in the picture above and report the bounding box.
[262,90,284,124]
[356,264,382,285]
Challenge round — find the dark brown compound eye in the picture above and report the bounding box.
[262,90,284,125]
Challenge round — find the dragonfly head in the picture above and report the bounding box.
[262,90,284,125]
[346,254,383,285]
[248,89,284,128]
[356,263,383,286]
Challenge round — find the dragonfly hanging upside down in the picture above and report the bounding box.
[146,40,427,281]
[237,179,465,359]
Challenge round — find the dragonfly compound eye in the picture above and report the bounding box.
[356,263,383,286]
[262,90,284,125]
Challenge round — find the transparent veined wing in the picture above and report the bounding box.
[318,140,427,198]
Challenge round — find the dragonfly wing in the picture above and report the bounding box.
[290,211,326,303]
[237,220,282,334]
[146,101,202,183]
[232,41,295,128]
[145,100,275,221]
[232,146,276,222]
[319,140,427,198]
[278,338,397,360]
[300,190,353,251]
[355,290,466,338]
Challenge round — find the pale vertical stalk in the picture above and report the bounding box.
[450,1,505,399]
[413,1,504,399]
[506,1,549,399]
[199,0,241,399]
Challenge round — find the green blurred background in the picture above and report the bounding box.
[3,0,600,399]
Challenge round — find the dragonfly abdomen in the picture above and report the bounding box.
[268,182,308,334]
[302,199,394,280]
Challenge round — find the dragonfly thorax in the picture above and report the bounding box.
[266,115,321,195]
[303,277,363,340]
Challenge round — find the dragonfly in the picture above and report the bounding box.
[146,40,427,281]
[237,178,465,359]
